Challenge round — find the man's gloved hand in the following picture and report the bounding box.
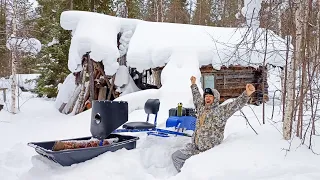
[190,76,196,85]
[246,84,256,96]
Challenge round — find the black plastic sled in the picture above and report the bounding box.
[27,134,138,166]
[28,100,139,166]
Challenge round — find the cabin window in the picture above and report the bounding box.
[201,74,215,90]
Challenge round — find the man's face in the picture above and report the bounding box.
[205,94,214,105]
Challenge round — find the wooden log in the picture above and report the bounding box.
[76,62,88,114]
[58,103,67,113]
[66,85,82,114]
[95,62,117,98]
[217,88,245,96]
[98,86,107,100]
[78,83,91,114]
[214,74,255,80]
[52,137,119,151]
[88,54,95,102]
[107,75,116,100]
[215,79,256,84]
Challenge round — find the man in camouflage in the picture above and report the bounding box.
[171,76,256,172]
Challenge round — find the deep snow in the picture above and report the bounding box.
[1,88,320,180]
[1,7,317,180]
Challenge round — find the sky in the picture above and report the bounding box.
[28,0,38,8]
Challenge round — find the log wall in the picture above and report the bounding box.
[200,65,269,104]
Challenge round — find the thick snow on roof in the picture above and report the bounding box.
[60,11,141,74]
[127,21,290,71]
[60,11,291,74]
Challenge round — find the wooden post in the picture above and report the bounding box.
[87,53,95,102]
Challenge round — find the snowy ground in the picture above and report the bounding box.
[1,91,320,180]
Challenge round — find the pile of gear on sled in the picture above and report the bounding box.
[28,99,196,166]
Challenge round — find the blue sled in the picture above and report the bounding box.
[113,128,192,137]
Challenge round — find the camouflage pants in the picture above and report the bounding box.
[171,143,200,172]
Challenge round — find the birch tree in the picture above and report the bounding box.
[144,0,169,22]
[9,0,16,113]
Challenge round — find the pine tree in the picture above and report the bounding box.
[192,0,212,26]
[126,0,142,19]
[166,0,190,24]
[114,0,142,18]
[31,0,116,97]
[216,0,244,27]
[144,0,169,22]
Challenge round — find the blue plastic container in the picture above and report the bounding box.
[166,116,196,131]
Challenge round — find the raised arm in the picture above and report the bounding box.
[220,84,255,120]
[190,76,203,112]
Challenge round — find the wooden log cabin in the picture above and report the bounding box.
[63,32,270,115]
[66,58,268,115]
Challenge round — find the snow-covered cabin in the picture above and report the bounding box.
[56,11,290,115]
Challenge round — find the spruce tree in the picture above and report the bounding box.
[166,0,190,24]
[31,0,72,97]
[192,0,212,26]
[32,0,116,97]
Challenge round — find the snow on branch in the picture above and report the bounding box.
[6,36,42,55]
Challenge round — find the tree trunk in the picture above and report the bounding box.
[10,0,17,114]
[296,1,307,138]
[283,61,294,140]
[70,0,73,9]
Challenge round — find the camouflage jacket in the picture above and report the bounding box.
[189,84,250,153]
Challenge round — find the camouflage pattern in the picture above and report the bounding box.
[189,83,250,153]
[172,84,250,172]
